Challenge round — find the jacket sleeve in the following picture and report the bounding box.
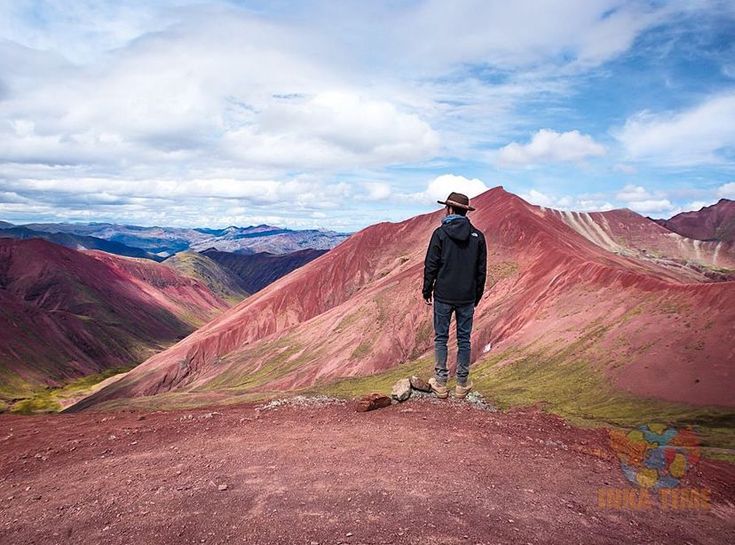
[474,234,487,305]
[422,230,442,298]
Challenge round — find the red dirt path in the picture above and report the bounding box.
[1,400,733,545]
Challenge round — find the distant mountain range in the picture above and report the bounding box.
[0,225,159,260]
[0,221,350,258]
[653,198,735,242]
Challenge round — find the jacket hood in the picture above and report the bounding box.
[441,215,471,241]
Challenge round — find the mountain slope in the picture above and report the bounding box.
[70,188,735,412]
[655,198,735,242]
[163,251,249,304]
[201,248,327,293]
[0,239,231,402]
[551,208,735,273]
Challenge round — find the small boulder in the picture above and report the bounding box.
[355,393,392,412]
[409,375,431,392]
[391,378,412,402]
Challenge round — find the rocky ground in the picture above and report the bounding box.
[0,397,733,545]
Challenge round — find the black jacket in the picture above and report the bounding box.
[422,216,487,306]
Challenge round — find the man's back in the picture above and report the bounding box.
[423,215,487,306]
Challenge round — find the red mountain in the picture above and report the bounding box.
[0,238,230,401]
[655,198,735,242]
[550,207,735,273]
[70,188,735,411]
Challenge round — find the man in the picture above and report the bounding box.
[422,192,487,399]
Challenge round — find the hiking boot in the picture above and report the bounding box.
[455,381,473,399]
[428,377,449,399]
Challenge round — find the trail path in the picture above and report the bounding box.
[1,399,732,544]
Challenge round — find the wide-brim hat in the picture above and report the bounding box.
[437,191,476,211]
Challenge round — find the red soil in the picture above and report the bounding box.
[1,400,732,545]
[0,239,229,391]
[71,188,735,410]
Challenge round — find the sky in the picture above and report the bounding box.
[1,0,734,231]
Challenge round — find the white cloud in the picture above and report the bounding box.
[614,184,675,215]
[222,92,439,168]
[422,174,489,204]
[718,182,735,199]
[398,0,665,70]
[360,182,392,201]
[497,129,606,166]
[685,201,710,211]
[625,199,674,214]
[614,92,735,165]
[519,189,614,211]
[616,184,653,202]
[0,10,439,173]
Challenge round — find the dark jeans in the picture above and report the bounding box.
[433,299,474,386]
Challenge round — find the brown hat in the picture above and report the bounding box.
[437,192,476,211]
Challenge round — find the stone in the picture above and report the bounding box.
[217,484,228,491]
[355,393,391,412]
[391,378,412,402]
[409,375,431,392]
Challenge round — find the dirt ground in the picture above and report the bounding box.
[0,398,733,545]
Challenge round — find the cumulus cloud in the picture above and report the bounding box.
[519,189,614,211]
[614,184,675,215]
[717,182,735,199]
[497,129,606,166]
[614,92,735,165]
[0,19,439,170]
[360,182,392,201]
[421,174,489,204]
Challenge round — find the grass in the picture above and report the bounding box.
[8,366,135,415]
[311,356,434,399]
[470,347,735,452]
[350,339,373,360]
[200,336,322,394]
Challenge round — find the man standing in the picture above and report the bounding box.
[422,192,487,399]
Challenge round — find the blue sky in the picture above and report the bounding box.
[0,0,734,231]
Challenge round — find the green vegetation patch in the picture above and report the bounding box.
[471,347,735,451]
[8,366,134,414]
[312,356,434,399]
[200,336,321,393]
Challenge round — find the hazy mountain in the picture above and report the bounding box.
[13,221,350,257]
[0,226,159,260]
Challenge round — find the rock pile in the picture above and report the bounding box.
[355,375,497,412]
